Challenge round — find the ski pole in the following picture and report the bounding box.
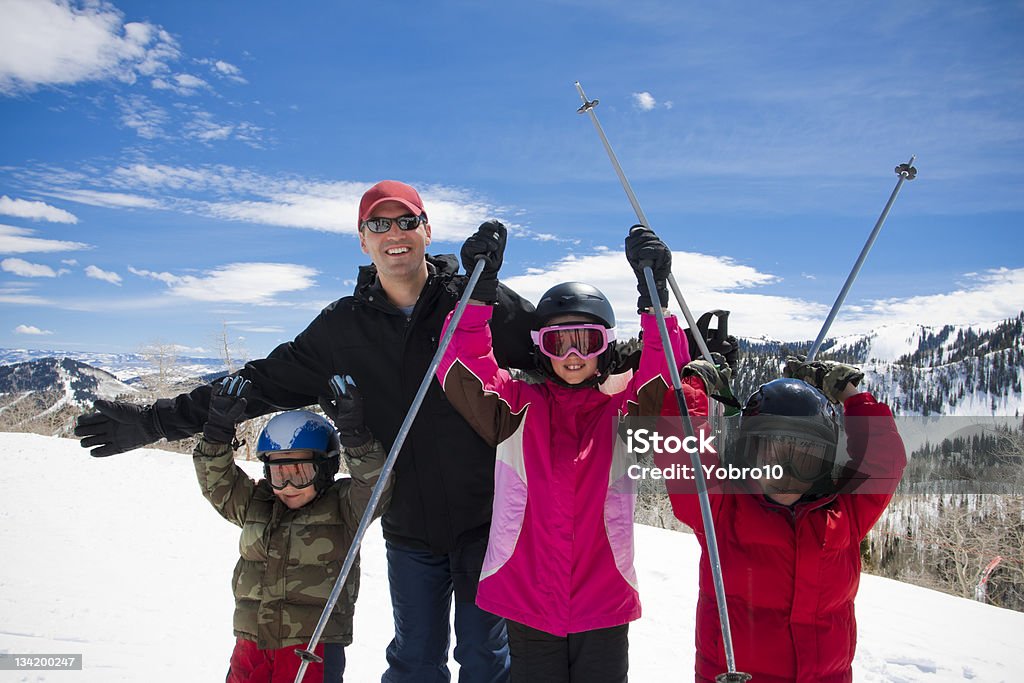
[806,157,917,360]
[641,265,750,683]
[574,80,715,364]
[294,259,488,683]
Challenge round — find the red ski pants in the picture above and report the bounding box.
[227,637,325,683]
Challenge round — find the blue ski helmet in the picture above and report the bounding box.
[256,410,341,492]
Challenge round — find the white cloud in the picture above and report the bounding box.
[184,110,234,142]
[0,224,90,254]
[46,188,160,209]
[0,289,51,305]
[503,252,1024,343]
[237,325,285,334]
[632,91,657,111]
[14,324,53,335]
[151,72,209,96]
[504,248,779,337]
[128,266,183,285]
[848,267,1024,333]
[62,258,78,266]
[1,257,58,277]
[117,94,169,139]
[85,264,122,285]
[0,195,78,223]
[0,0,181,95]
[169,108,265,147]
[165,263,318,304]
[198,58,247,84]
[29,163,545,242]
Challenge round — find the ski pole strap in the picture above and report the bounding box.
[293,261,488,683]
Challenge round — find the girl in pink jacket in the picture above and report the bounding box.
[437,224,685,682]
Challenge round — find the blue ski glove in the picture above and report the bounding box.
[460,220,507,302]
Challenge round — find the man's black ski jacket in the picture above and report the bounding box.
[155,254,537,554]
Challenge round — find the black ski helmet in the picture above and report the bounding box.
[737,378,840,488]
[533,281,617,386]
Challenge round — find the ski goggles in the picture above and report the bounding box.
[359,213,427,233]
[260,453,321,490]
[752,435,832,482]
[530,323,615,361]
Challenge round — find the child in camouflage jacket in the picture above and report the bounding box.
[194,376,391,683]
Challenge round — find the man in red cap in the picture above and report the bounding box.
[75,179,538,682]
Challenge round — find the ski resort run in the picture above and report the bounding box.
[0,433,1021,682]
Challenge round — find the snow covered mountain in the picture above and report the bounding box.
[0,356,136,403]
[734,312,1024,416]
[0,432,1021,682]
[0,357,138,435]
[0,348,234,383]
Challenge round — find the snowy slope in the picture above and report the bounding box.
[0,433,1021,682]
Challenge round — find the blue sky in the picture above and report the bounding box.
[1,0,1022,359]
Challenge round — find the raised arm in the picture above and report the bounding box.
[437,221,528,447]
[192,377,256,527]
[318,375,393,525]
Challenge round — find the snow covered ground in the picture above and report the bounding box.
[0,432,1021,682]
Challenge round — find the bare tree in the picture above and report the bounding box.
[138,339,179,393]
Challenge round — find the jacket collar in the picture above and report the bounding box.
[354,253,458,303]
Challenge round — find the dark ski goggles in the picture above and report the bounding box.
[530,323,615,361]
[359,213,427,233]
[260,453,320,490]
[752,435,832,482]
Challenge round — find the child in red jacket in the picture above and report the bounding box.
[666,358,906,683]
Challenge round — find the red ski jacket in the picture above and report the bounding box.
[668,384,906,683]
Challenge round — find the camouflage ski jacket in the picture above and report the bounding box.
[193,437,391,649]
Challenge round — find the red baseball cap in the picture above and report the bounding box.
[358,180,426,228]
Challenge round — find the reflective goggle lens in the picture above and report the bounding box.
[754,436,831,481]
[531,324,612,360]
[360,214,426,233]
[263,458,318,490]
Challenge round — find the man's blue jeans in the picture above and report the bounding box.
[382,538,509,683]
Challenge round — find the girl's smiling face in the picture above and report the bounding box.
[543,314,601,386]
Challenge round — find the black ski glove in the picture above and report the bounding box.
[319,374,371,449]
[624,224,671,312]
[460,220,507,303]
[75,400,165,457]
[203,376,251,445]
[685,310,740,372]
[783,355,864,404]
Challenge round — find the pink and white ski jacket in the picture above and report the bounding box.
[437,304,687,636]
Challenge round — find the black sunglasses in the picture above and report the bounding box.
[360,213,427,233]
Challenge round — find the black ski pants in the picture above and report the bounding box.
[506,621,628,683]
